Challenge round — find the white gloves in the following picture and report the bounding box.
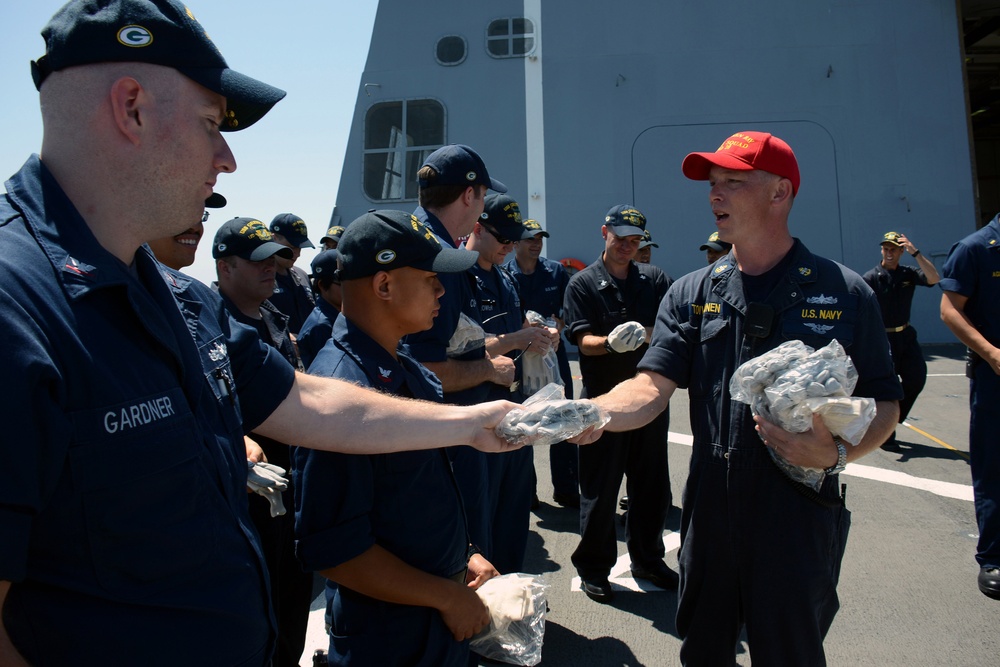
[247,460,289,517]
[606,321,646,353]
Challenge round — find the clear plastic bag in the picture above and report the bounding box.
[447,312,486,357]
[729,339,876,491]
[470,573,549,666]
[495,383,611,447]
[521,311,562,395]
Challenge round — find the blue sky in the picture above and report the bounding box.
[0,1,379,283]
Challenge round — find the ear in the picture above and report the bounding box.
[371,271,392,302]
[601,225,609,240]
[460,186,476,208]
[109,77,145,146]
[772,178,793,204]
[216,258,231,279]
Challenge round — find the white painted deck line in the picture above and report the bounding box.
[666,431,973,502]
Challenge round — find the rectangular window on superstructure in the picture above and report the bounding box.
[487,17,535,58]
[363,100,445,202]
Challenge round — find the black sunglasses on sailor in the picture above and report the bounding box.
[482,224,514,245]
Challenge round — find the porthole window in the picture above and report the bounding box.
[436,35,467,66]
[363,100,445,202]
[486,18,535,58]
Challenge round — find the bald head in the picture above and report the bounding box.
[37,63,234,263]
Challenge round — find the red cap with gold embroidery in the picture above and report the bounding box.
[682,131,800,196]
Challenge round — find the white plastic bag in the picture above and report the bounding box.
[496,383,610,447]
[521,311,562,395]
[470,573,549,666]
[447,312,486,357]
[729,339,876,490]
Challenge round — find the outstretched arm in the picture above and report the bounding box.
[573,370,675,444]
[256,373,520,454]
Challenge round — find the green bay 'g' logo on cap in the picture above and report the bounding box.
[117,25,153,47]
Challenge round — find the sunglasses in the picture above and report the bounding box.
[483,225,514,245]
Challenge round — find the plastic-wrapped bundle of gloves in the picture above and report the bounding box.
[521,310,562,395]
[729,339,876,491]
[470,573,550,666]
[446,312,487,357]
[246,460,289,517]
[496,383,611,447]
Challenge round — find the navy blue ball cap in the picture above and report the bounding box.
[700,231,732,252]
[321,225,346,244]
[639,229,659,249]
[521,219,549,240]
[310,248,339,279]
[31,0,286,131]
[269,213,315,249]
[205,192,226,208]
[419,144,507,194]
[604,204,646,237]
[338,209,479,280]
[212,217,293,261]
[479,194,527,242]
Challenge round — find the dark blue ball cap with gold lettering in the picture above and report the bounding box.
[212,218,294,261]
[337,210,479,280]
[270,213,315,249]
[31,0,286,131]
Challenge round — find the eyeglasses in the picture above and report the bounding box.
[483,225,514,245]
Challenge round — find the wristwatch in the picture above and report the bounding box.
[604,339,615,354]
[824,437,848,476]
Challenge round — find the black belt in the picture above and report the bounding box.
[885,323,909,333]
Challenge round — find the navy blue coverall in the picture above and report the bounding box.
[0,156,296,664]
[294,317,471,666]
[638,241,901,666]
[404,207,493,559]
[470,262,534,574]
[862,262,932,424]
[940,215,1000,573]
[564,256,672,582]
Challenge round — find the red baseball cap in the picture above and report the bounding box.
[681,131,800,196]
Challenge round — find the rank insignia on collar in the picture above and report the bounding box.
[208,342,228,362]
[598,279,609,288]
[798,266,812,277]
[714,263,729,274]
[378,367,393,382]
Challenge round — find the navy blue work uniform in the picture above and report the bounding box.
[564,257,671,581]
[298,297,341,370]
[862,262,932,423]
[219,293,312,667]
[638,240,901,666]
[940,215,1000,572]
[404,207,493,558]
[0,156,296,665]
[505,255,579,500]
[270,265,316,335]
[294,317,470,666]
[471,262,534,574]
